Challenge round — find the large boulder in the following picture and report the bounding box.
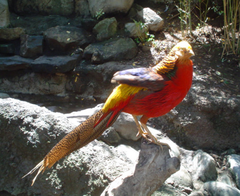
[202,181,240,196]
[0,98,137,196]
[0,72,68,95]
[0,55,33,71]
[10,15,70,35]
[93,17,118,41]
[44,26,94,54]
[0,27,25,41]
[83,38,138,63]
[137,7,164,32]
[30,54,82,73]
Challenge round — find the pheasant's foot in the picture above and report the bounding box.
[140,123,171,150]
[136,127,148,137]
[141,132,163,149]
[132,115,170,149]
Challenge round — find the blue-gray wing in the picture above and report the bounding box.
[111,67,169,92]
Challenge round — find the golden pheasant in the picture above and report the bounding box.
[23,41,194,185]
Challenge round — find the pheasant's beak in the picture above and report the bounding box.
[189,49,195,56]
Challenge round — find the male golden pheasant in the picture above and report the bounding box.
[23,41,194,185]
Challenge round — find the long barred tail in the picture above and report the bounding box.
[23,109,121,186]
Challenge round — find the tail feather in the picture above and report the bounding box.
[23,109,121,185]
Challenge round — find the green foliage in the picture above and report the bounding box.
[176,0,192,37]
[195,0,211,26]
[222,0,240,57]
[95,9,105,20]
[133,20,155,44]
[211,1,224,15]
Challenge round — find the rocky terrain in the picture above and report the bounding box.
[0,0,240,195]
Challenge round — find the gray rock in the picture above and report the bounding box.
[188,190,204,196]
[125,22,148,40]
[88,0,134,16]
[0,27,25,41]
[75,0,90,16]
[0,92,9,98]
[8,0,74,15]
[20,34,43,58]
[166,166,193,188]
[114,144,139,164]
[30,54,81,73]
[0,61,133,97]
[0,72,68,95]
[153,184,187,196]
[217,170,237,188]
[10,15,70,35]
[227,154,240,189]
[0,0,10,27]
[113,112,141,141]
[102,143,180,196]
[127,4,144,20]
[0,55,33,71]
[192,150,217,188]
[83,38,138,63]
[44,26,94,54]
[137,8,164,32]
[99,127,122,144]
[178,148,218,190]
[0,98,136,196]
[191,150,218,189]
[203,181,240,196]
[93,17,117,41]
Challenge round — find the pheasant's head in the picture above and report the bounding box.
[171,41,194,61]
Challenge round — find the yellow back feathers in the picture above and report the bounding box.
[102,84,146,113]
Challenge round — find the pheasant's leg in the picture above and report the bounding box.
[132,115,148,138]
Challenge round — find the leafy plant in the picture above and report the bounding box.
[133,20,148,43]
[95,9,105,20]
[133,20,155,43]
[195,0,211,27]
[176,0,192,37]
[211,1,224,15]
[222,0,240,57]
